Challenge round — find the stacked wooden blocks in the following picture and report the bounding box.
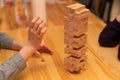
[64,3,89,73]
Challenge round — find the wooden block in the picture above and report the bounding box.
[66,3,85,13]
[64,16,88,24]
[65,9,89,21]
[65,14,88,22]
[74,9,89,18]
[66,3,81,8]
[64,3,88,73]
[73,13,89,22]
[64,16,88,28]
[65,45,87,58]
[66,3,84,8]
[64,16,71,22]
[64,23,88,36]
[64,28,85,37]
[64,55,87,72]
[64,33,87,48]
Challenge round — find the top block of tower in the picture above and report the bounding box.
[66,3,85,13]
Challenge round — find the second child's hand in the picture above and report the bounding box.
[37,44,52,55]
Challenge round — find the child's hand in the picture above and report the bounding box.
[37,44,52,55]
[27,17,46,49]
[116,15,120,23]
[19,17,47,61]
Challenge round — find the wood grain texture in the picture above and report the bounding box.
[0,3,120,80]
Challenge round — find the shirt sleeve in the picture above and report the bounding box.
[0,70,5,80]
[98,19,120,47]
[0,53,26,80]
[0,33,14,49]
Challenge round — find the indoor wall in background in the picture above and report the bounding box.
[110,0,120,21]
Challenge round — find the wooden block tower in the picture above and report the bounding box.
[64,3,89,73]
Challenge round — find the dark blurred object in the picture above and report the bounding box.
[78,0,113,23]
[99,0,113,23]
[77,0,93,9]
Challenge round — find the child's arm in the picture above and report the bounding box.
[98,15,120,47]
[0,33,52,54]
[116,15,120,23]
[0,33,14,50]
[0,17,46,80]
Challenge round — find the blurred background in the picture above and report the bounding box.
[0,0,120,31]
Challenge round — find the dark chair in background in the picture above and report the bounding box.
[77,0,93,9]
[78,0,114,23]
[99,0,113,23]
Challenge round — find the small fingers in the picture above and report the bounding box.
[33,19,43,31]
[30,17,46,36]
[30,17,40,29]
[37,22,46,34]
[40,25,47,37]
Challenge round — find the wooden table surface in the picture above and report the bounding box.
[0,3,120,80]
